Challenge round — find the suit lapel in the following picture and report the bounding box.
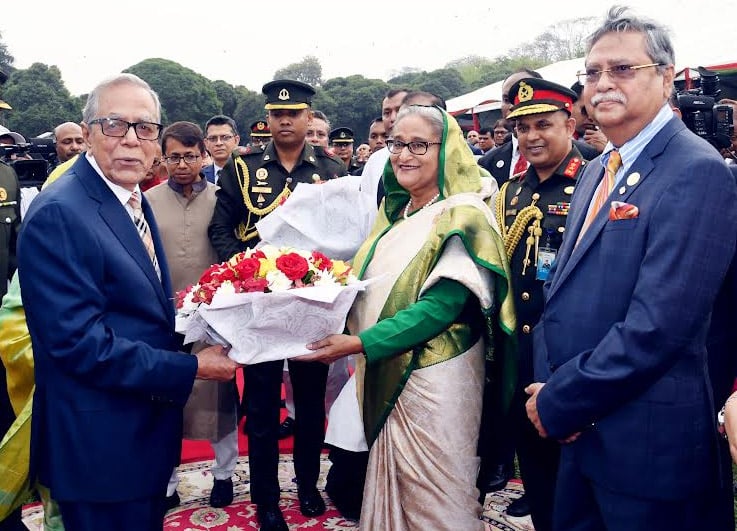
[76,157,172,314]
[547,117,683,300]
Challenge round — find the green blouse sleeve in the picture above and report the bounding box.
[358,277,470,363]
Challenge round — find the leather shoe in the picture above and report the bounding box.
[506,493,531,517]
[278,417,295,439]
[209,478,233,508]
[298,486,326,517]
[480,463,512,493]
[256,505,288,531]
[164,491,180,512]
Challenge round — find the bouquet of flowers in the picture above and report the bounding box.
[175,245,370,364]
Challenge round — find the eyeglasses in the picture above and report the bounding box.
[576,63,665,84]
[386,139,441,155]
[89,118,162,140]
[205,134,235,143]
[164,154,201,165]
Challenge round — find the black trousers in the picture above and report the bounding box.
[243,358,328,506]
[511,385,560,531]
[57,497,167,531]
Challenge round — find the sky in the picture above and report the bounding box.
[1,0,736,97]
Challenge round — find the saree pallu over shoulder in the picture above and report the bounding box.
[355,196,516,446]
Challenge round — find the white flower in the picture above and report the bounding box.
[313,270,340,287]
[216,280,236,297]
[180,285,200,313]
[266,270,293,292]
[345,272,359,285]
[259,244,281,260]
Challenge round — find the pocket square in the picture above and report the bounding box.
[609,201,639,220]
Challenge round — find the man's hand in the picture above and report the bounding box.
[297,334,363,364]
[583,128,608,153]
[195,345,239,381]
[525,382,549,438]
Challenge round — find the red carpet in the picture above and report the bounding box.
[181,370,294,463]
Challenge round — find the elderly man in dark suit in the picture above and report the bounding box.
[526,7,737,530]
[17,73,238,531]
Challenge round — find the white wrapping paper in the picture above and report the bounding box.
[175,280,372,364]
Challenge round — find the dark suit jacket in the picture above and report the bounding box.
[17,155,198,503]
[533,117,737,500]
[478,141,512,188]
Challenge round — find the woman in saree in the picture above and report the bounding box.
[300,104,516,530]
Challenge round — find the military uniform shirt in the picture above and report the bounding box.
[498,146,586,385]
[209,141,347,262]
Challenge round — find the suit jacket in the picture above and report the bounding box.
[533,117,737,500]
[202,164,217,184]
[478,141,513,188]
[17,155,198,503]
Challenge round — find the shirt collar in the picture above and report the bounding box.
[167,176,208,195]
[600,103,673,177]
[86,151,140,207]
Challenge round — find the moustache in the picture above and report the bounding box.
[591,92,627,106]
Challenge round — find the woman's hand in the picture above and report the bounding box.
[296,334,364,364]
[724,393,737,462]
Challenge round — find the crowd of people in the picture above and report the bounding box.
[2,5,737,531]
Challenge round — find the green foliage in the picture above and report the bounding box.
[126,59,222,128]
[319,76,389,143]
[232,87,267,137]
[273,56,323,87]
[2,63,80,137]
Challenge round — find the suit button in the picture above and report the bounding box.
[521,292,530,301]
[522,324,531,334]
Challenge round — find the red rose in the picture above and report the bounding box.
[239,277,269,293]
[250,250,266,260]
[276,253,310,281]
[199,263,224,285]
[234,257,260,279]
[311,251,333,271]
[217,267,238,283]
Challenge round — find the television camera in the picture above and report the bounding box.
[0,137,57,188]
[675,67,734,151]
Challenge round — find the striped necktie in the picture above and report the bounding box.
[576,150,622,245]
[128,190,160,278]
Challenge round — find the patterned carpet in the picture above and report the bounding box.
[21,454,534,530]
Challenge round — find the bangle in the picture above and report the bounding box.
[718,393,737,440]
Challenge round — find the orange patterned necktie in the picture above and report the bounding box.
[128,190,160,278]
[576,150,622,245]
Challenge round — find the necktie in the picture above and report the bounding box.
[128,190,160,278]
[215,169,221,184]
[576,150,622,245]
[513,151,528,176]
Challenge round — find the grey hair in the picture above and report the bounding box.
[393,105,444,139]
[587,5,675,75]
[82,73,161,124]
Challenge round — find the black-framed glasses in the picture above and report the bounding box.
[164,154,201,165]
[88,118,162,140]
[205,134,235,143]
[576,63,665,84]
[386,139,441,155]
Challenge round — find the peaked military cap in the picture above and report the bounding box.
[329,127,354,144]
[249,120,271,137]
[262,79,316,110]
[506,78,578,120]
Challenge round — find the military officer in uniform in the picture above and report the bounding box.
[249,119,271,149]
[328,126,361,174]
[208,79,346,531]
[493,78,587,531]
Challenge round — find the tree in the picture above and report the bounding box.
[126,59,222,127]
[319,76,389,143]
[273,56,323,87]
[211,80,239,117]
[232,87,267,139]
[0,31,15,76]
[2,63,80,137]
[511,17,597,63]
